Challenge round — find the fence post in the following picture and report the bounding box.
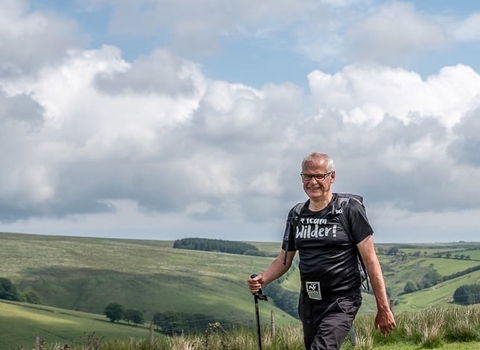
[270,310,275,339]
[35,335,40,350]
[150,322,154,346]
[389,299,396,314]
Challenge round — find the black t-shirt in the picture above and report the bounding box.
[282,193,373,300]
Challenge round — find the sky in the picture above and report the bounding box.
[1,0,480,244]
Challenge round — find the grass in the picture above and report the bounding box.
[6,304,480,350]
[2,233,480,349]
[0,232,298,328]
[0,301,154,350]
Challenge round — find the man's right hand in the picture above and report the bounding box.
[247,274,263,294]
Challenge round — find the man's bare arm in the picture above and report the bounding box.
[247,250,296,293]
[357,235,396,334]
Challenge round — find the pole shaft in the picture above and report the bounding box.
[254,296,262,350]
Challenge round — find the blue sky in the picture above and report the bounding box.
[29,0,480,87]
[1,0,480,243]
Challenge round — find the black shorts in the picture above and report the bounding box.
[298,291,362,350]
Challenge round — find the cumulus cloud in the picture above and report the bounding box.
[306,64,480,212]
[308,64,480,127]
[0,0,83,76]
[448,107,480,167]
[83,0,312,57]
[452,12,480,42]
[63,0,480,68]
[1,0,480,243]
[346,2,450,65]
[94,49,203,96]
[3,46,480,224]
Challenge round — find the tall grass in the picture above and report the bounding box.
[28,305,480,350]
[349,305,480,350]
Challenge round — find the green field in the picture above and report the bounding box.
[0,232,299,349]
[1,232,480,349]
[2,300,480,350]
[0,301,155,350]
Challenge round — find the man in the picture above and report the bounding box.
[247,152,395,350]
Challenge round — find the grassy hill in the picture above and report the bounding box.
[0,233,298,326]
[1,232,480,348]
[0,300,156,350]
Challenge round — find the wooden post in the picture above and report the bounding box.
[35,335,40,350]
[389,299,396,314]
[270,310,275,339]
[149,321,154,346]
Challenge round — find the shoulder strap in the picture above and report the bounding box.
[333,193,364,235]
[292,202,305,221]
[283,201,306,265]
[334,193,370,291]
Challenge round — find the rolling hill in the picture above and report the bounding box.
[1,232,480,348]
[0,232,298,327]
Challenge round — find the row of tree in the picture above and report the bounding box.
[103,302,145,325]
[403,265,480,296]
[0,277,41,304]
[103,302,233,335]
[173,237,261,255]
[152,311,233,335]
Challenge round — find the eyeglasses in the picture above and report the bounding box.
[300,172,332,182]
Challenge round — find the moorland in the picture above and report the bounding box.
[1,232,480,349]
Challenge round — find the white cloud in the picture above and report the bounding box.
[346,1,450,65]
[308,64,480,128]
[0,0,83,75]
[1,0,480,243]
[453,12,480,42]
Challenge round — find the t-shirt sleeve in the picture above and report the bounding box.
[346,198,374,244]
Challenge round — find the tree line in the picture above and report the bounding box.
[104,302,234,335]
[0,277,41,304]
[402,264,480,298]
[173,237,269,256]
[104,302,145,325]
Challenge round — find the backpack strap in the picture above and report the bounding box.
[282,201,307,265]
[334,194,370,291]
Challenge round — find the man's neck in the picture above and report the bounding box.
[308,193,333,212]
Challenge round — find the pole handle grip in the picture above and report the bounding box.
[250,274,268,301]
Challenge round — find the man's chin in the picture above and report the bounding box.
[307,191,324,199]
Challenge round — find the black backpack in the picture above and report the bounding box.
[285,193,370,291]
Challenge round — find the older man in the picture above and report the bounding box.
[247,152,395,350]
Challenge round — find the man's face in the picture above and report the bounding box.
[301,159,335,201]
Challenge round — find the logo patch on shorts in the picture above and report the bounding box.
[306,281,322,300]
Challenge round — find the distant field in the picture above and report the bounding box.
[396,269,480,312]
[417,257,480,275]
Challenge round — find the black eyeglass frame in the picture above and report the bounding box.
[300,172,332,182]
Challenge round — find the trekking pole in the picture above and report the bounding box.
[349,324,356,346]
[250,274,268,350]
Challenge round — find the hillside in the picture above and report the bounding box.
[0,232,298,330]
[269,241,480,314]
[2,232,480,336]
[0,300,155,350]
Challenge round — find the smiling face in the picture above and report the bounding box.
[301,156,336,202]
